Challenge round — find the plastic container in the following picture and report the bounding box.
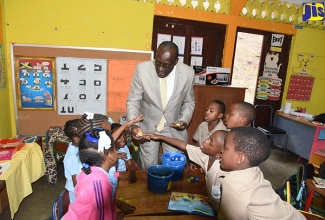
[161,152,186,181]
[147,165,173,194]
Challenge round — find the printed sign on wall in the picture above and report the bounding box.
[56,57,107,115]
[17,57,54,109]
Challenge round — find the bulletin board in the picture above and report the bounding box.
[12,44,153,135]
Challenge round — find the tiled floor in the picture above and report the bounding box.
[0,145,319,220]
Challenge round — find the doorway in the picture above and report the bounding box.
[231,32,264,104]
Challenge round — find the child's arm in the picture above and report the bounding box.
[116,199,136,215]
[72,174,77,186]
[144,133,187,151]
[112,115,143,141]
[126,159,137,183]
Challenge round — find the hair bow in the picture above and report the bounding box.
[85,112,94,120]
[98,131,112,154]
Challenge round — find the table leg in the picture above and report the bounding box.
[297,156,302,163]
[305,189,315,212]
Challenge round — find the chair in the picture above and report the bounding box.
[253,104,288,153]
[50,189,70,220]
[53,140,69,168]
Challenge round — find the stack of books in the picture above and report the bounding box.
[312,177,325,188]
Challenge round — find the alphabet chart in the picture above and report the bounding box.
[56,57,107,115]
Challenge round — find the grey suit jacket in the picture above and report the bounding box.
[126,60,195,141]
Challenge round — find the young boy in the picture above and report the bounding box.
[224,101,256,129]
[218,127,305,220]
[63,119,81,203]
[188,100,227,172]
[144,130,227,212]
[111,123,138,183]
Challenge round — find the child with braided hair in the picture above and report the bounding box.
[62,128,121,220]
[63,119,81,204]
[76,112,142,215]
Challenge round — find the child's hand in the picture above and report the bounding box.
[125,115,143,127]
[185,161,197,172]
[117,200,136,215]
[129,173,137,183]
[143,133,160,140]
[117,152,127,159]
[116,211,124,220]
[170,121,187,131]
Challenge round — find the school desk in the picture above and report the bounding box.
[305,179,325,212]
[273,111,324,160]
[116,169,214,219]
[0,143,45,219]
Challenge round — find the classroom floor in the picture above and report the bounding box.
[0,144,321,220]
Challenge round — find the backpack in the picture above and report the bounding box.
[275,163,314,209]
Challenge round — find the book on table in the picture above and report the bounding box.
[167,192,214,217]
[313,177,325,188]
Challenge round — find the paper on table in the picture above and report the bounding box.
[0,162,10,176]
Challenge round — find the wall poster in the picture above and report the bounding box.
[286,75,314,101]
[17,57,54,109]
[56,57,107,115]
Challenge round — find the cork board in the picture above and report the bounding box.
[12,44,153,135]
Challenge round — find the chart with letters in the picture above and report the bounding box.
[56,57,107,115]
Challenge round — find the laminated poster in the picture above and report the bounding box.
[56,57,107,115]
[17,58,54,109]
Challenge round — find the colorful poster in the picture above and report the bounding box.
[0,44,6,89]
[56,57,107,115]
[17,58,54,109]
[191,36,203,55]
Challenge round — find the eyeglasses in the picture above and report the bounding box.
[153,59,175,69]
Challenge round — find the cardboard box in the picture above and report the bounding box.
[193,66,230,85]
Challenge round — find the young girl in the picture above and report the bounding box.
[76,112,142,214]
[111,123,138,183]
[63,119,81,204]
[63,128,120,220]
[187,100,227,171]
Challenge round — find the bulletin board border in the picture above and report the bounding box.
[10,43,154,135]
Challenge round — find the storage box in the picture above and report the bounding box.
[193,66,230,85]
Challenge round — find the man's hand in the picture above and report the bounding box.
[170,121,187,131]
[130,125,144,140]
[116,199,136,215]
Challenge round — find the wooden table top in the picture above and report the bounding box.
[116,169,213,219]
[306,179,325,196]
[275,111,323,128]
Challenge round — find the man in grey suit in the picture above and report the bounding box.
[127,41,195,170]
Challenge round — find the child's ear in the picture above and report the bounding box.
[218,113,224,119]
[236,152,246,165]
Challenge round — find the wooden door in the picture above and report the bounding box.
[152,16,226,66]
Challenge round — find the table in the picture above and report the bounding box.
[116,169,213,219]
[273,112,320,160]
[305,179,325,212]
[0,143,45,219]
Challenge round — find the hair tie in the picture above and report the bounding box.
[82,163,89,169]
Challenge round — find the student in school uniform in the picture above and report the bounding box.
[218,127,306,220]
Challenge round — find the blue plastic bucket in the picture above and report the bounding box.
[161,152,186,181]
[147,165,173,194]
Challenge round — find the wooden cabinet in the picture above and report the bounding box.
[309,126,325,173]
[187,85,246,144]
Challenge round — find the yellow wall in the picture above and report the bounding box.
[284,28,325,114]
[0,0,154,138]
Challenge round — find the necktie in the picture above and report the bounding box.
[157,76,168,131]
